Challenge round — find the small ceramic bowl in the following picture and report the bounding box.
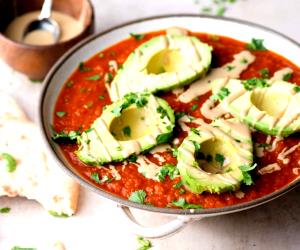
[0,0,94,80]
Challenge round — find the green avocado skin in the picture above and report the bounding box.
[110,35,212,101]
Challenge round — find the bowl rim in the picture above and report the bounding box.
[39,13,300,216]
[0,0,94,49]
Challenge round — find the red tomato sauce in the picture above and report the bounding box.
[54,31,300,209]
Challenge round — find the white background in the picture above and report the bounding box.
[0,0,300,249]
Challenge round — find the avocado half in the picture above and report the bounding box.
[177,119,253,194]
[110,34,212,101]
[76,93,175,165]
[211,78,300,137]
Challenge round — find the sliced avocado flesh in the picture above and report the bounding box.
[177,119,253,194]
[76,93,175,165]
[110,34,212,101]
[211,78,300,137]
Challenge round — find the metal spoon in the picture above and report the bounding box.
[23,0,61,44]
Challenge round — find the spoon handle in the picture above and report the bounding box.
[38,0,52,20]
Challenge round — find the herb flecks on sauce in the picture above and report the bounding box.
[246,38,267,51]
[1,153,17,172]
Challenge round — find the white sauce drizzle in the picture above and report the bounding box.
[150,144,171,154]
[136,156,160,181]
[255,143,265,158]
[258,163,281,175]
[109,165,121,180]
[277,142,300,164]
[153,153,166,163]
[292,168,300,175]
[267,136,282,152]
[108,60,118,72]
[235,190,245,199]
[173,138,180,145]
[171,87,185,96]
[178,51,255,103]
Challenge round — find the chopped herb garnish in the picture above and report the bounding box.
[129,190,147,204]
[0,207,11,213]
[173,181,183,189]
[190,127,200,136]
[105,72,114,83]
[157,164,179,181]
[137,236,152,250]
[91,172,114,184]
[201,6,212,13]
[66,80,74,88]
[239,163,257,185]
[171,198,203,209]
[83,102,93,109]
[179,189,186,194]
[257,143,270,148]
[11,247,37,250]
[123,126,131,137]
[191,104,198,111]
[226,65,235,71]
[157,106,168,119]
[99,95,105,100]
[78,62,91,72]
[56,111,66,118]
[48,210,69,218]
[172,147,178,157]
[211,87,230,101]
[259,68,270,79]
[240,58,248,64]
[294,86,300,93]
[51,130,80,142]
[130,33,145,40]
[128,154,137,163]
[215,153,225,167]
[246,38,267,51]
[85,74,101,81]
[191,140,201,151]
[216,6,226,16]
[98,53,105,58]
[283,73,292,81]
[156,133,172,144]
[175,112,187,120]
[116,146,122,151]
[1,153,17,172]
[242,78,270,91]
[30,79,42,84]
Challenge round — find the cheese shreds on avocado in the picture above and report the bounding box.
[178,51,255,103]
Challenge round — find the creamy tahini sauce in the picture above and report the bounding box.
[258,163,281,175]
[5,11,83,45]
[178,51,255,103]
[136,155,161,181]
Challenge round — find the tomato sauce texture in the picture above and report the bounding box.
[54,31,300,209]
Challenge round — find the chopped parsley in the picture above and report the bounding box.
[48,210,69,218]
[111,93,149,117]
[294,86,300,93]
[190,127,200,136]
[78,62,91,72]
[30,79,42,84]
[66,80,74,88]
[0,207,11,213]
[246,38,267,51]
[157,164,179,181]
[173,181,183,189]
[51,130,80,142]
[157,106,168,119]
[283,73,292,81]
[128,154,137,163]
[56,111,66,118]
[226,65,235,71]
[191,104,198,111]
[172,147,178,157]
[137,236,152,250]
[171,198,203,209]
[83,102,93,109]
[175,112,187,120]
[123,126,131,137]
[130,33,145,40]
[216,5,226,16]
[239,163,257,185]
[105,72,114,83]
[257,143,270,149]
[242,78,269,91]
[240,58,248,64]
[99,95,105,100]
[211,87,230,101]
[91,172,114,184]
[156,133,172,144]
[85,74,101,81]
[191,140,201,151]
[11,247,37,250]
[129,190,147,204]
[1,153,17,172]
[98,53,105,58]
[259,68,270,79]
[215,153,225,167]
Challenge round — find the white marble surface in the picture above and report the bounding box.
[1,0,300,249]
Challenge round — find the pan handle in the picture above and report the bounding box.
[119,205,195,239]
